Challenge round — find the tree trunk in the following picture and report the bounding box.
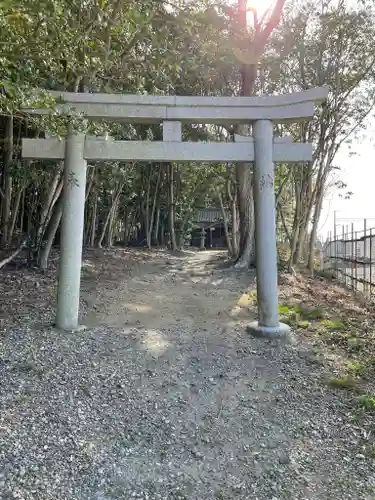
[123,208,129,245]
[233,110,256,267]
[8,184,24,243]
[84,168,96,245]
[231,191,239,259]
[98,186,122,248]
[308,190,324,270]
[160,221,165,247]
[217,190,232,256]
[1,114,13,246]
[85,167,96,202]
[145,168,152,248]
[89,170,99,247]
[232,0,286,267]
[107,196,120,247]
[125,207,138,245]
[294,204,313,265]
[19,189,25,233]
[288,228,299,272]
[234,161,255,268]
[0,239,27,270]
[168,163,177,251]
[153,207,160,246]
[38,195,63,269]
[147,166,161,248]
[98,204,113,248]
[37,165,63,245]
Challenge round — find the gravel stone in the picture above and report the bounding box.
[0,249,374,499]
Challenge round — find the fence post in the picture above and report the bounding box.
[354,230,358,293]
[370,227,373,300]
[334,212,337,280]
[351,223,354,291]
[364,219,369,297]
[341,224,348,286]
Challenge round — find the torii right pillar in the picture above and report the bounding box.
[247,119,290,338]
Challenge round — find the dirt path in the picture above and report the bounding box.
[83,250,251,331]
[1,250,374,499]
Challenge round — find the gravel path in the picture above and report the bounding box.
[1,250,374,499]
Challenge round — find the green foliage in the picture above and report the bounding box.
[328,376,358,391]
[278,303,326,325]
[1,0,375,274]
[358,394,375,412]
[320,319,346,331]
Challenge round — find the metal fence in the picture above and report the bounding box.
[323,219,375,299]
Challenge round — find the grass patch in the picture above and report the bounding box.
[358,356,375,378]
[358,394,375,412]
[297,320,310,329]
[278,304,300,316]
[320,318,346,331]
[346,360,366,376]
[328,376,358,391]
[346,336,366,352]
[278,303,326,327]
[303,307,325,320]
[344,357,375,378]
[278,304,301,325]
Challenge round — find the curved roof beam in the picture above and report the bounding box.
[23,87,329,124]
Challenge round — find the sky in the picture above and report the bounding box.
[319,121,375,240]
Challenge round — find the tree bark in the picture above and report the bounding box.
[217,190,232,255]
[98,185,122,248]
[123,208,129,245]
[19,189,25,233]
[85,167,96,202]
[147,165,161,248]
[234,159,255,268]
[308,189,324,270]
[107,195,120,247]
[98,202,113,248]
[84,167,96,244]
[8,184,25,243]
[89,170,99,247]
[153,207,160,246]
[231,191,239,259]
[1,114,13,246]
[0,240,27,270]
[38,195,63,269]
[37,163,63,244]
[145,167,152,248]
[168,163,177,251]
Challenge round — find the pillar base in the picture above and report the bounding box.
[247,321,291,340]
[53,323,87,333]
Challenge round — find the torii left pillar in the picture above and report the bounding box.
[55,128,87,330]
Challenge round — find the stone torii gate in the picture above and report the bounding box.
[22,87,328,335]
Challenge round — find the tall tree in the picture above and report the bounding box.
[231,0,287,268]
[266,0,375,268]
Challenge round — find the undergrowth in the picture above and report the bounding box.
[276,296,375,421]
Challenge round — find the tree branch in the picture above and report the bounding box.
[0,240,27,270]
[257,0,287,51]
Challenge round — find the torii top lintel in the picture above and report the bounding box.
[25,86,329,124]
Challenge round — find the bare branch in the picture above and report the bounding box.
[0,241,27,270]
[257,0,287,52]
